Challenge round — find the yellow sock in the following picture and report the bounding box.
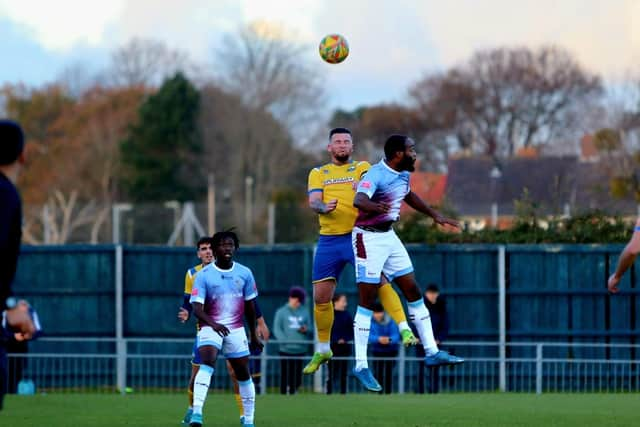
[314,301,334,344]
[188,389,194,407]
[234,393,244,417]
[379,283,409,329]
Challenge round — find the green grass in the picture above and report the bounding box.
[3,393,640,426]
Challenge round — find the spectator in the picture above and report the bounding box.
[326,293,353,394]
[273,286,310,394]
[415,284,449,394]
[369,302,400,394]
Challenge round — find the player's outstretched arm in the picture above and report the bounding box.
[404,191,459,228]
[353,192,390,214]
[608,219,640,293]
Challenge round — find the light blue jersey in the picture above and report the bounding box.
[355,160,410,227]
[190,261,258,329]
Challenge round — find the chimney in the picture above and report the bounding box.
[580,134,598,162]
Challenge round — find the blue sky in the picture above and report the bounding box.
[0,0,638,110]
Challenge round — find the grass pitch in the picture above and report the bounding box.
[3,393,639,426]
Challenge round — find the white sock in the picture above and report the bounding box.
[316,342,331,354]
[238,378,255,423]
[353,306,372,371]
[408,300,439,356]
[192,364,214,414]
[398,320,409,332]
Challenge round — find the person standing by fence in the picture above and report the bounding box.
[273,287,310,394]
[415,284,449,394]
[326,293,353,394]
[369,303,400,393]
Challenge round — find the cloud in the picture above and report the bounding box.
[420,0,638,76]
[0,0,123,51]
[0,0,637,109]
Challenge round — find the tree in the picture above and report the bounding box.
[328,104,443,169]
[198,84,318,242]
[410,46,602,158]
[48,86,147,242]
[1,83,74,205]
[2,84,147,243]
[216,21,327,145]
[106,38,194,88]
[120,73,204,202]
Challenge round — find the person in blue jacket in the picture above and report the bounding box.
[369,302,400,393]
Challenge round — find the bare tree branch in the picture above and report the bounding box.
[410,46,602,158]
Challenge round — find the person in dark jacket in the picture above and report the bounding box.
[0,120,31,410]
[369,303,400,394]
[326,293,353,394]
[415,284,449,394]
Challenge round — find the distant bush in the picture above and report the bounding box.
[397,208,632,244]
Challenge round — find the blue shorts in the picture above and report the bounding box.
[312,233,354,283]
[191,337,201,365]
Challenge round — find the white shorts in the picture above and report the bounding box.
[196,326,250,359]
[352,227,414,284]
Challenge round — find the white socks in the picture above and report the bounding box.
[398,320,409,332]
[353,306,372,371]
[316,342,331,354]
[238,378,256,423]
[408,300,439,356]
[192,364,214,414]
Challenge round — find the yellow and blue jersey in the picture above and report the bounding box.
[184,264,204,295]
[307,160,371,235]
[181,263,204,314]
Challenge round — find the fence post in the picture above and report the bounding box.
[498,245,507,392]
[115,245,127,395]
[536,343,543,394]
[260,346,267,395]
[398,345,406,394]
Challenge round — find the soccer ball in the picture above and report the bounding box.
[319,34,349,64]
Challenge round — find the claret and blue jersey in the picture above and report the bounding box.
[355,160,411,227]
[190,261,258,330]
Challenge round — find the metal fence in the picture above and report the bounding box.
[6,338,639,395]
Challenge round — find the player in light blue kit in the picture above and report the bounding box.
[351,134,464,391]
[189,230,262,427]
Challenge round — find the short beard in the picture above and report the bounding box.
[400,157,415,171]
[335,154,350,163]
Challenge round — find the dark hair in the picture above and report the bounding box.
[196,236,212,248]
[0,120,25,166]
[372,302,384,313]
[332,293,347,303]
[288,286,306,304]
[426,283,440,293]
[329,127,351,139]
[212,229,239,249]
[384,134,408,160]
